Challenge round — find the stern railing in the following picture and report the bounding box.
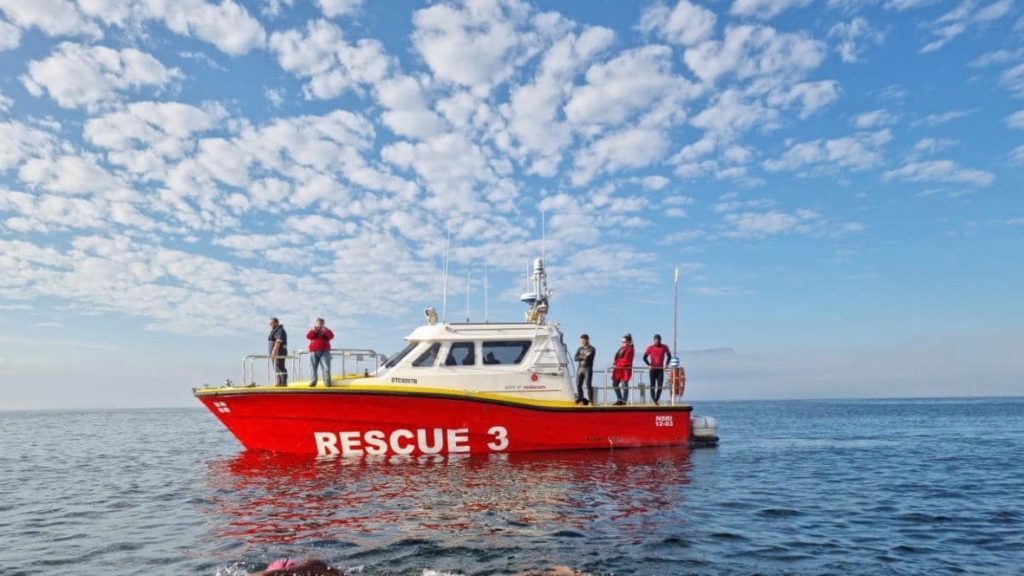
[586,366,685,407]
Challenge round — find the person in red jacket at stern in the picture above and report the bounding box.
[611,333,634,405]
[307,318,334,387]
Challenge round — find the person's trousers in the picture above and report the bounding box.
[576,368,594,403]
[274,357,288,386]
[650,368,665,403]
[612,380,628,403]
[311,350,332,385]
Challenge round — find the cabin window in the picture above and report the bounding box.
[481,340,532,365]
[384,342,417,368]
[412,343,441,367]
[445,342,476,366]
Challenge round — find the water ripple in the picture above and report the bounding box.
[1,399,1023,574]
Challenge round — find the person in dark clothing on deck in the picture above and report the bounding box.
[574,334,596,405]
[643,334,672,405]
[268,317,288,386]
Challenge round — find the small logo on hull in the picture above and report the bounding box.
[213,401,230,414]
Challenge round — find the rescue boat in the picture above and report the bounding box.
[195,259,710,456]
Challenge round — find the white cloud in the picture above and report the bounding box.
[22,42,181,111]
[918,108,976,126]
[0,89,11,113]
[1006,110,1024,129]
[852,109,896,129]
[504,25,615,175]
[691,89,776,137]
[77,0,267,55]
[265,87,285,108]
[969,48,1024,68]
[828,17,885,63]
[0,0,100,38]
[0,120,58,170]
[84,101,224,174]
[270,19,391,100]
[565,45,696,128]
[921,0,1014,53]
[1003,62,1024,97]
[317,0,363,17]
[0,16,20,50]
[383,132,500,210]
[18,154,125,196]
[908,137,957,160]
[376,75,446,139]
[571,126,671,185]
[1012,145,1024,165]
[766,80,841,119]
[764,129,893,172]
[684,25,826,86]
[886,0,939,10]
[638,0,716,47]
[883,160,994,186]
[411,0,542,92]
[643,176,671,190]
[730,0,813,19]
[259,0,294,18]
[722,208,821,238]
[0,189,160,233]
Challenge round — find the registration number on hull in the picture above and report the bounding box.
[314,426,509,456]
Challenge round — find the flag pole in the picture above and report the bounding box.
[672,267,679,357]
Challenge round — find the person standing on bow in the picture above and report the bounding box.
[574,334,596,405]
[307,318,334,387]
[643,334,672,406]
[268,317,288,386]
[611,333,634,406]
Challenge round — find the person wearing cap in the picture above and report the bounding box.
[611,333,635,405]
[573,334,596,405]
[643,334,673,405]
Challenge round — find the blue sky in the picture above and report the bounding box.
[0,0,1022,409]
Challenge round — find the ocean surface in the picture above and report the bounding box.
[1,398,1022,575]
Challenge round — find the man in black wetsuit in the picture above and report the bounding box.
[574,334,596,405]
[268,317,288,386]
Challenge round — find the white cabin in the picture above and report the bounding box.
[374,321,575,402]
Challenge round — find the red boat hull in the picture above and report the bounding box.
[198,390,692,455]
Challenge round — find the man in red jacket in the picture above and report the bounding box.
[307,318,334,387]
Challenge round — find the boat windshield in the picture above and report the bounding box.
[383,342,417,369]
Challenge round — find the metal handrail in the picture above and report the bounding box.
[592,366,685,407]
[294,348,386,382]
[239,348,386,387]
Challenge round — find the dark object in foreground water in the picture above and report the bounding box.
[251,559,344,575]
[690,435,720,448]
[516,567,586,575]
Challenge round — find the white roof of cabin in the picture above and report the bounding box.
[405,322,559,342]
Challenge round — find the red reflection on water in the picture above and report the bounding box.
[203,448,693,546]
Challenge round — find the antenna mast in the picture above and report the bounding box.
[484,263,489,322]
[673,267,679,357]
[521,258,551,324]
[441,225,450,322]
[465,269,470,323]
[541,209,546,262]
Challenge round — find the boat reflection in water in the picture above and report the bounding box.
[202,449,694,570]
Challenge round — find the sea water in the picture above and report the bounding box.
[1,398,1022,575]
